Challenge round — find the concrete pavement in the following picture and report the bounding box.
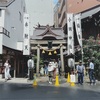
[0,75,66,85]
[0,75,100,90]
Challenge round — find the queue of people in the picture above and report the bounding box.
[76,59,96,85]
[39,58,96,85]
[2,57,96,86]
[39,59,60,84]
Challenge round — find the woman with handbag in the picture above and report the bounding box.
[4,59,11,82]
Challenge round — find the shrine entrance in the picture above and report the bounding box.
[30,25,66,74]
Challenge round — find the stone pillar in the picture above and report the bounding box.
[60,44,64,72]
[36,44,40,74]
[14,59,16,78]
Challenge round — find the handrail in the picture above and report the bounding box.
[0,26,10,37]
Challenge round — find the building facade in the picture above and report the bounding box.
[30,25,66,73]
[54,0,100,34]
[0,0,27,77]
[53,0,100,72]
[54,2,60,28]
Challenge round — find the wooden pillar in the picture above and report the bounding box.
[14,58,16,78]
[36,44,40,74]
[17,60,20,76]
[60,44,64,72]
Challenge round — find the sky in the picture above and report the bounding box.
[53,0,58,4]
[25,0,54,35]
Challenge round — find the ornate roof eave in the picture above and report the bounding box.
[0,0,15,7]
[42,35,57,37]
[41,35,58,39]
[36,25,61,37]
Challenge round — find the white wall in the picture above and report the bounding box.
[0,10,5,54]
[0,0,27,51]
[0,10,5,27]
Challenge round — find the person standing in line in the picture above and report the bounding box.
[76,60,85,85]
[88,59,96,85]
[40,66,44,76]
[44,64,48,76]
[4,59,11,82]
[27,56,34,80]
[58,58,61,76]
[53,59,58,78]
[48,62,54,84]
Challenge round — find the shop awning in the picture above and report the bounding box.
[81,6,100,19]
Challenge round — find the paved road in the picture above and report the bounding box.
[0,82,100,100]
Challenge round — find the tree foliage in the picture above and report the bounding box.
[83,36,100,80]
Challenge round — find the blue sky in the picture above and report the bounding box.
[53,0,58,4]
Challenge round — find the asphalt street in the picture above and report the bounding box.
[0,82,100,100]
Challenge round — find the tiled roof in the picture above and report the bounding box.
[67,0,100,13]
[0,0,15,7]
[31,25,64,40]
[0,0,11,3]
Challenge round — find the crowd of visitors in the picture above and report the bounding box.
[39,58,96,85]
[2,57,96,86]
[39,59,61,84]
[76,59,96,85]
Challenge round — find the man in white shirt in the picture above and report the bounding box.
[27,57,34,80]
[89,60,96,85]
[58,58,61,76]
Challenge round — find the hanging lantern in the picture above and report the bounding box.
[54,50,57,54]
[42,50,45,53]
[48,51,52,55]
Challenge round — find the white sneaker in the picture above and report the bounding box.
[90,83,93,85]
[49,81,52,84]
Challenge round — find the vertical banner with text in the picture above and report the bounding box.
[67,13,74,55]
[0,34,3,54]
[23,13,30,55]
[74,14,82,47]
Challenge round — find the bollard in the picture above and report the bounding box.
[32,74,37,87]
[67,72,70,83]
[70,82,75,86]
[55,75,60,87]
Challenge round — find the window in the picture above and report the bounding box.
[0,9,2,17]
[19,12,22,22]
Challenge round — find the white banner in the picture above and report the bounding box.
[68,58,74,68]
[0,34,3,54]
[67,13,74,55]
[74,14,82,47]
[70,75,76,82]
[23,13,30,55]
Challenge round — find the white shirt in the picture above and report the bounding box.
[27,59,34,68]
[48,65,54,72]
[89,62,94,69]
[4,62,11,69]
[53,62,58,68]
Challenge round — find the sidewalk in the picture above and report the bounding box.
[0,75,100,87]
[0,75,70,88]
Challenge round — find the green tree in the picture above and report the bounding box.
[83,36,100,80]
